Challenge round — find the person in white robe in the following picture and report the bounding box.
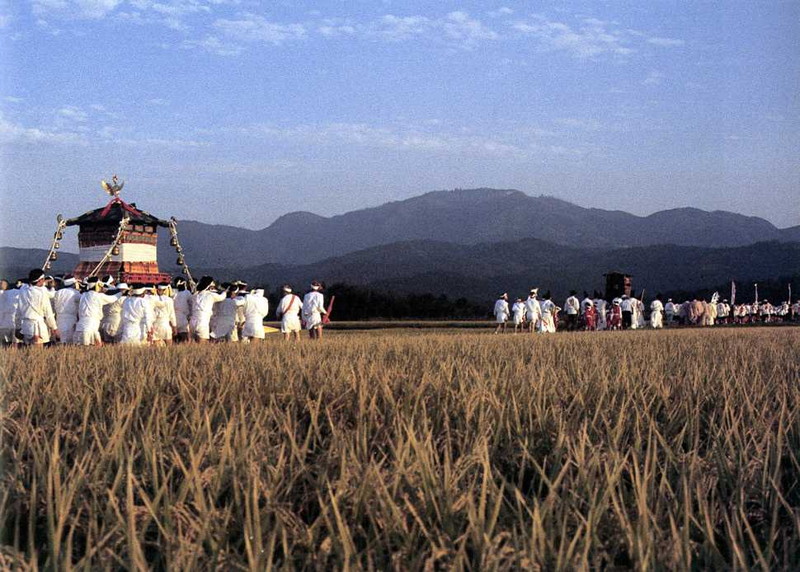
[100,284,129,342]
[664,299,676,324]
[511,298,526,334]
[172,278,193,342]
[191,276,228,343]
[538,293,557,333]
[119,287,154,344]
[635,298,646,329]
[0,282,21,346]
[493,293,510,334]
[151,283,177,344]
[212,285,245,342]
[240,288,270,342]
[302,281,327,339]
[78,277,123,346]
[16,269,59,345]
[594,296,608,331]
[650,295,664,329]
[525,289,542,333]
[276,285,302,341]
[53,276,82,344]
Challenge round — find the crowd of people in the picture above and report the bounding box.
[493,289,799,333]
[0,269,330,347]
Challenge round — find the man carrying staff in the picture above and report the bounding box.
[16,269,59,347]
[302,281,327,340]
[276,285,302,341]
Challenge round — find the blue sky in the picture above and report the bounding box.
[1,1,798,249]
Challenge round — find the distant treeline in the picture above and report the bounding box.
[265,283,488,320]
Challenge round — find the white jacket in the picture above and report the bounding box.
[79,291,122,326]
[241,290,269,338]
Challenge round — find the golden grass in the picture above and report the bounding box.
[2,328,799,569]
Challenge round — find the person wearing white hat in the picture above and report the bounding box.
[277,285,302,341]
[119,285,154,344]
[151,283,177,345]
[16,269,59,346]
[77,276,123,346]
[191,276,227,343]
[172,278,193,342]
[493,293,509,334]
[53,276,82,344]
[240,287,270,342]
[302,281,327,339]
[525,289,542,333]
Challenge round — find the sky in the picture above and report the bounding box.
[1,1,799,250]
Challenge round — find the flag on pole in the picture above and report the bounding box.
[730,281,736,306]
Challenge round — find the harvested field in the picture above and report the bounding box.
[2,328,800,569]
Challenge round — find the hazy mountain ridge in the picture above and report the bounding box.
[189,239,800,304]
[156,188,799,269]
[3,240,797,305]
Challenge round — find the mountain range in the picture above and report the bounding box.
[155,189,800,269]
[2,189,798,303]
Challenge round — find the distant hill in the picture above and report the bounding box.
[4,240,797,307]
[156,188,798,268]
[192,239,800,305]
[0,248,78,281]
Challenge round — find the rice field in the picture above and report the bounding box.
[2,327,799,570]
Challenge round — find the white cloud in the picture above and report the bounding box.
[114,136,210,148]
[512,15,635,59]
[642,70,665,85]
[647,37,684,47]
[182,34,243,55]
[317,18,356,37]
[57,105,89,121]
[556,117,602,131]
[0,114,88,145]
[32,0,123,19]
[213,13,306,45]
[371,14,432,42]
[441,11,498,46]
[487,7,513,18]
[244,121,586,160]
[4,96,24,103]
